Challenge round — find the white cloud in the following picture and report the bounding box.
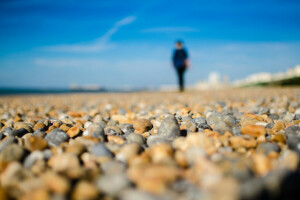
[141,27,199,33]
[41,16,136,52]
[34,58,106,68]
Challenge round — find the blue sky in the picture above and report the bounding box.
[0,0,299,88]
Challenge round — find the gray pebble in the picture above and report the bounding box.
[157,116,180,139]
[97,174,130,195]
[213,121,231,135]
[101,160,127,174]
[90,143,114,158]
[33,128,46,137]
[126,133,145,145]
[257,143,281,155]
[120,124,135,135]
[45,128,69,147]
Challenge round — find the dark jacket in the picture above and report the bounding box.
[173,48,188,69]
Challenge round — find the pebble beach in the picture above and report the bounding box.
[0,88,300,200]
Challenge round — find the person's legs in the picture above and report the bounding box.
[177,67,186,92]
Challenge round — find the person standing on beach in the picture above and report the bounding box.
[172,40,189,92]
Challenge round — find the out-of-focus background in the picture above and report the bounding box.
[0,0,299,92]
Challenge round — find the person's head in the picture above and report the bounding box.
[175,40,183,49]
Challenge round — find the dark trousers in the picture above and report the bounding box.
[176,67,186,92]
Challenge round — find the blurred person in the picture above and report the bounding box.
[172,40,189,92]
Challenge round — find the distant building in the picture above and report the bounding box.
[233,65,300,87]
[194,71,229,90]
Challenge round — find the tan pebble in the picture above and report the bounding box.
[67,127,81,138]
[0,188,8,200]
[13,115,22,122]
[180,107,191,116]
[116,143,141,162]
[133,119,153,134]
[127,164,181,194]
[33,122,46,131]
[42,172,70,194]
[31,160,46,175]
[241,124,266,137]
[66,143,85,155]
[67,111,84,118]
[20,189,49,200]
[149,143,173,164]
[270,133,286,144]
[128,152,150,167]
[107,135,125,145]
[111,114,128,124]
[46,125,56,133]
[272,121,285,132]
[14,122,33,133]
[240,114,262,125]
[72,181,98,200]
[252,153,271,176]
[175,151,188,168]
[24,136,48,151]
[48,153,81,172]
[60,124,71,132]
[52,121,62,128]
[280,150,299,171]
[230,136,257,149]
[61,118,74,125]
[257,135,266,143]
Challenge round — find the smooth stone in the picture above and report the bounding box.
[147,135,171,147]
[45,128,69,147]
[181,116,192,122]
[120,124,135,134]
[259,107,270,115]
[33,128,46,137]
[197,123,212,130]
[241,124,266,137]
[192,117,207,125]
[285,126,300,137]
[101,160,127,174]
[104,125,123,136]
[116,143,141,163]
[269,114,279,120]
[213,121,231,135]
[157,116,180,139]
[185,120,197,132]
[90,143,113,158]
[84,124,105,141]
[0,144,26,171]
[24,151,44,169]
[206,112,223,126]
[0,136,17,152]
[132,119,153,134]
[120,189,158,200]
[1,127,14,136]
[13,122,33,133]
[282,114,295,122]
[223,114,236,125]
[232,127,242,136]
[126,133,145,145]
[257,143,281,155]
[12,128,29,137]
[97,174,130,196]
[72,181,98,200]
[265,122,274,129]
[240,178,265,200]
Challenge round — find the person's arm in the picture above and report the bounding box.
[172,50,177,67]
[184,49,190,68]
